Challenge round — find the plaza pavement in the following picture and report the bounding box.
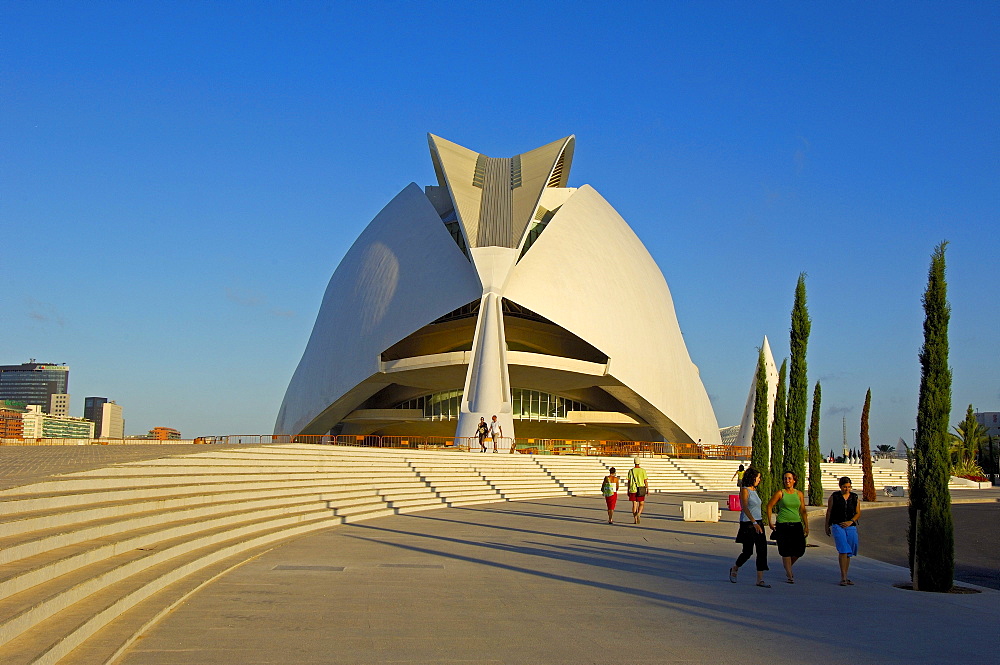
[3,445,996,663]
[111,490,999,665]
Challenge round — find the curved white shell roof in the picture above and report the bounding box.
[275,136,721,444]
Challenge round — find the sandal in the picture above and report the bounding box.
[786,577,795,584]
[729,566,738,583]
[756,581,771,588]
[839,580,849,586]
[845,579,854,585]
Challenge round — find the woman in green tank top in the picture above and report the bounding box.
[766,471,809,583]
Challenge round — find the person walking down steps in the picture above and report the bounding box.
[489,415,502,453]
[476,417,489,453]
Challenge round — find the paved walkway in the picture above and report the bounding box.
[116,493,999,665]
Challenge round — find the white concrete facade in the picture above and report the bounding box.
[275,135,721,444]
[735,336,779,449]
[99,401,125,439]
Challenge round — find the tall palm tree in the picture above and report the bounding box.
[875,444,896,457]
[949,405,989,471]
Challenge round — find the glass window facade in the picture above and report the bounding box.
[395,389,464,420]
[0,363,69,412]
[395,388,591,421]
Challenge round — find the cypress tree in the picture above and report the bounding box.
[750,347,771,499]
[909,241,954,591]
[770,359,787,492]
[807,381,823,505]
[784,273,810,485]
[860,389,877,502]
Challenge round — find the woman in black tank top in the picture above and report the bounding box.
[825,476,862,585]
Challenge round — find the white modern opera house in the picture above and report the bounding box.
[275,134,721,446]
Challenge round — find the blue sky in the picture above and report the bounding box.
[3,2,997,451]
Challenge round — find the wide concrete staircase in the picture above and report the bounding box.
[0,444,917,664]
[534,456,611,495]
[671,459,746,491]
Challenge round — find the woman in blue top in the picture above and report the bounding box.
[729,468,770,587]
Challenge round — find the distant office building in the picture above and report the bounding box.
[975,411,1000,440]
[0,361,69,413]
[0,401,25,440]
[100,402,124,438]
[84,397,106,435]
[49,393,70,416]
[150,426,181,440]
[22,405,95,439]
[86,397,125,438]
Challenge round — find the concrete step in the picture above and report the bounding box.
[0,482,333,541]
[385,497,446,510]
[0,468,415,492]
[339,508,396,523]
[0,513,338,665]
[429,488,501,500]
[0,491,327,567]
[0,474,421,515]
[52,543,276,665]
[0,505,335,651]
[0,500,329,605]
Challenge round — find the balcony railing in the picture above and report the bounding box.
[194,434,751,459]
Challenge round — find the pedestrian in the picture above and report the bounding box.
[476,417,489,453]
[627,457,649,524]
[601,467,619,524]
[766,470,809,584]
[729,468,770,587]
[489,415,502,453]
[731,463,745,489]
[825,476,861,586]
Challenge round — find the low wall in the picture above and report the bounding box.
[0,437,200,446]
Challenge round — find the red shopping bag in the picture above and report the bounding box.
[728,494,741,511]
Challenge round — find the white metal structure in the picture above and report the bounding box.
[275,135,721,444]
[735,336,780,449]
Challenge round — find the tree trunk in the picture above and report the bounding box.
[860,388,877,502]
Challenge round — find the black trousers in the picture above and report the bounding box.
[736,520,769,571]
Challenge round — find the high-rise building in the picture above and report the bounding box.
[975,411,1000,441]
[0,361,69,414]
[100,401,124,438]
[22,405,95,439]
[49,393,70,416]
[84,397,107,434]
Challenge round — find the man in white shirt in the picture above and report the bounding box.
[489,415,503,453]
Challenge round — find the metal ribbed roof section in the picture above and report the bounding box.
[428,134,575,250]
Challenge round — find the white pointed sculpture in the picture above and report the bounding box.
[735,336,779,449]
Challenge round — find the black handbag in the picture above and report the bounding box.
[636,485,647,497]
